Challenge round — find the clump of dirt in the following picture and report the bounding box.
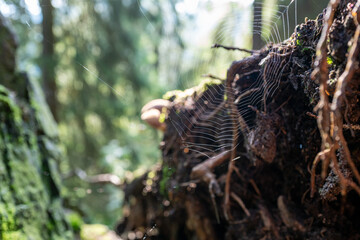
[117,1,360,239]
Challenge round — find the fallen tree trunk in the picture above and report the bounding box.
[117,1,360,239]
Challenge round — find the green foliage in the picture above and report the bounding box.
[67,212,83,233]
[296,39,302,46]
[327,56,334,65]
[46,0,182,226]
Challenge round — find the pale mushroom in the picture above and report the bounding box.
[141,99,170,131]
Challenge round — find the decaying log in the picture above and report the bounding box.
[126,1,360,239]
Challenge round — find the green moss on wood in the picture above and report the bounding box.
[0,82,73,239]
[0,16,73,239]
[163,78,222,102]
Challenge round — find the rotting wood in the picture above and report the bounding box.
[128,1,360,239]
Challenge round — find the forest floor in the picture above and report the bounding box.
[116,1,360,239]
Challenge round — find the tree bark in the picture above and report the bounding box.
[0,14,73,240]
[40,0,57,121]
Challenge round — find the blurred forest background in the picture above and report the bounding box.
[1,0,327,233]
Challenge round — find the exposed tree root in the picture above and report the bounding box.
[311,0,360,199]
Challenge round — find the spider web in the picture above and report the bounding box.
[167,0,300,158]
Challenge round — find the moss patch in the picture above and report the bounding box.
[163,78,222,102]
[0,83,73,239]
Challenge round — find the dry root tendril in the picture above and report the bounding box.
[311,0,360,199]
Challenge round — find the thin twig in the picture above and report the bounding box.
[212,43,257,54]
[273,96,292,113]
[86,173,122,186]
[68,168,123,186]
[198,101,225,123]
[343,124,360,131]
[306,112,318,119]
[343,97,355,137]
[249,179,262,197]
[234,88,260,104]
[201,74,225,81]
[231,192,251,217]
[233,166,245,182]
[190,151,232,224]
[209,183,221,223]
[310,149,330,197]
